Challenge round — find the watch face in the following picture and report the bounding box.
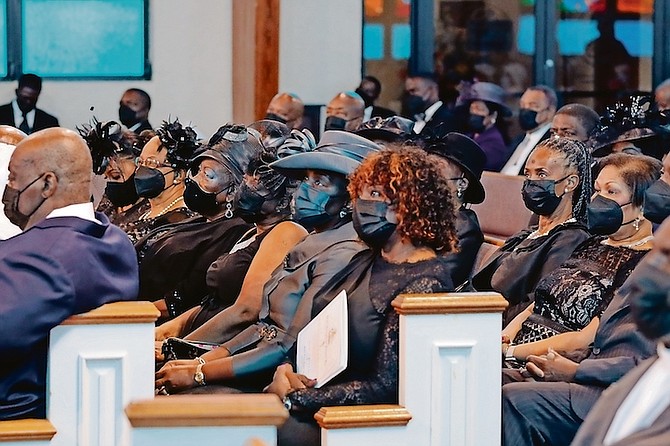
[194,370,206,386]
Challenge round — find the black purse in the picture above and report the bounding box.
[162,337,219,361]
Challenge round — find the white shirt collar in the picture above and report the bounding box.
[11,99,35,129]
[363,105,373,122]
[46,202,101,224]
[424,100,443,122]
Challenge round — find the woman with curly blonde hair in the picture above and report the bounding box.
[265,145,459,446]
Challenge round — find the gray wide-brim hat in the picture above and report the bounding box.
[270,130,381,177]
[456,81,512,117]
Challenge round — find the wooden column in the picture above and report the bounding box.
[232,0,280,124]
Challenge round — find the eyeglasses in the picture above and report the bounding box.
[135,157,174,169]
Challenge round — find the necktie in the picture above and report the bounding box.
[19,112,30,134]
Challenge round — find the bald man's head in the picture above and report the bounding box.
[325,91,365,131]
[0,125,27,146]
[5,128,93,229]
[265,93,304,129]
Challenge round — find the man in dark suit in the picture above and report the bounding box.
[119,88,153,134]
[404,72,457,135]
[571,218,670,445]
[356,76,395,121]
[500,85,556,175]
[0,128,139,420]
[501,231,662,445]
[0,74,59,134]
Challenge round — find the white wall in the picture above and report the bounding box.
[0,0,233,138]
[279,0,363,105]
[0,0,363,138]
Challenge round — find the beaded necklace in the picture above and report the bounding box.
[140,196,184,220]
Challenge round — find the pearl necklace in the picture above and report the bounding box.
[526,218,577,240]
[141,196,184,220]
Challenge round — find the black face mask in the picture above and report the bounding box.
[643,179,670,224]
[587,195,632,235]
[264,113,287,125]
[404,94,426,117]
[352,199,397,249]
[134,166,170,199]
[293,182,347,229]
[183,177,227,217]
[324,116,348,131]
[355,88,374,108]
[518,108,539,131]
[629,253,670,340]
[2,173,47,230]
[521,175,569,216]
[468,114,487,133]
[105,174,139,207]
[236,182,270,223]
[119,104,140,128]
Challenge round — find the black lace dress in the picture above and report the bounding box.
[277,251,454,446]
[513,236,649,345]
[288,251,453,409]
[96,196,151,231]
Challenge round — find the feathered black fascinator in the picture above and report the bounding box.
[77,118,123,175]
[156,119,200,169]
[590,95,669,153]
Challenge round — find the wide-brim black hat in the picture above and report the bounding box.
[270,130,381,177]
[354,116,414,143]
[425,132,486,204]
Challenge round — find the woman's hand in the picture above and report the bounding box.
[155,359,199,393]
[263,363,316,399]
[155,340,165,362]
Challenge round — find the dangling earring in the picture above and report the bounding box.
[633,216,641,231]
[457,188,464,199]
[224,193,234,219]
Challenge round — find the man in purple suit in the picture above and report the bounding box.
[0,128,139,420]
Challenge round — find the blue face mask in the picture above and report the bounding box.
[292,182,347,230]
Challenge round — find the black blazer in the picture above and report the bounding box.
[0,103,59,134]
[506,128,552,175]
[132,120,153,135]
[420,103,458,135]
[370,105,395,119]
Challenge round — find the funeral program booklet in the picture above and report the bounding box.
[297,289,348,388]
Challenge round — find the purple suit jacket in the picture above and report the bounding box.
[0,213,138,420]
[472,126,511,172]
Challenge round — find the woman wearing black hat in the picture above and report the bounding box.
[423,132,486,285]
[78,120,152,229]
[154,130,310,341]
[137,124,263,318]
[472,138,593,325]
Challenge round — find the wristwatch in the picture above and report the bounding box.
[282,395,292,411]
[194,357,207,386]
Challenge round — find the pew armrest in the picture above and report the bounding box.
[126,394,288,427]
[315,405,411,429]
[0,419,56,442]
[59,301,160,325]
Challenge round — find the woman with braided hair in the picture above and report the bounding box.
[502,153,661,370]
[472,137,593,325]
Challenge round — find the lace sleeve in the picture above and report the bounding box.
[287,275,447,412]
[288,310,399,412]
